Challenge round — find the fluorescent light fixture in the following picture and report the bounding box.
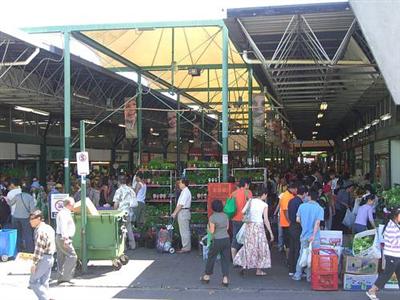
[73,93,90,100]
[208,114,218,120]
[342,138,346,142]
[317,113,324,119]
[312,136,316,140]
[364,124,371,130]
[188,105,200,110]
[0,124,6,128]
[151,132,160,136]
[83,120,96,125]
[15,106,49,116]
[358,128,363,133]
[236,129,240,133]
[320,102,328,111]
[118,124,126,128]
[349,133,354,137]
[312,131,318,135]
[315,123,321,127]
[353,131,359,136]
[72,127,78,131]
[98,134,105,138]
[371,119,380,126]
[380,113,392,121]
[188,139,194,143]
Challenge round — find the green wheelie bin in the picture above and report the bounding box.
[72,210,129,271]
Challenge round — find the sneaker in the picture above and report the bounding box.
[366,291,379,300]
[288,272,294,276]
[292,276,301,281]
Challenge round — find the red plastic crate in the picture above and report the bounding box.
[311,248,339,274]
[311,273,338,291]
[207,183,236,217]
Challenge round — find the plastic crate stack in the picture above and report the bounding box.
[311,248,339,291]
[207,183,236,217]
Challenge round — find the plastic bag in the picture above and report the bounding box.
[342,208,356,228]
[352,229,381,259]
[299,242,312,268]
[223,197,237,219]
[236,223,246,245]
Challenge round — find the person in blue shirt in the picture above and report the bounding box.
[292,186,324,282]
[287,185,308,276]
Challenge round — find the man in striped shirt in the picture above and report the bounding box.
[29,210,56,300]
[367,207,400,300]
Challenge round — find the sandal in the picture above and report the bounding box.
[200,275,210,284]
[366,291,379,300]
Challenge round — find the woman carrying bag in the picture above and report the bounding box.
[233,188,274,276]
[201,200,230,287]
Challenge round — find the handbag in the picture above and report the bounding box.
[242,198,253,223]
[223,192,237,219]
[342,208,356,228]
[299,242,313,268]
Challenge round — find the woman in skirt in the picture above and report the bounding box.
[234,187,274,276]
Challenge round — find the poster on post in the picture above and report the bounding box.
[124,97,137,139]
[167,111,177,142]
[50,193,69,219]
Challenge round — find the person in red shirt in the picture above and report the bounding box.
[231,178,253,259]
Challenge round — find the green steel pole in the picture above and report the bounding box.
[137,74,142,167]
[63,31,71,193]
[201,110,205,159]
[79,120,87,273]
[171,28,175,88]
[221,26,229,182]
[176,94,181,173]
[247,67,253,166]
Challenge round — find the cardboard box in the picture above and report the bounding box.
[320,230,343,247]
[343,255,379,275]
[73,197,99,216]
[343,273,378,291]
[384,273,398,290]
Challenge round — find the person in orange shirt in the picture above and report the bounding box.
[278,182,297,260]
[231,178,252,259]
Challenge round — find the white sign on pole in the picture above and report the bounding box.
[76,151,90,176]
[222,154,228,164]
[50,193,69,219]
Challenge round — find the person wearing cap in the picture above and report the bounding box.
[333,181,354,232]
[29,210,56,300]
[55,197,77,284]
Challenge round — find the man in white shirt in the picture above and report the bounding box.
[7,178,22,216]
[171,179,192,253]
[56,197,77,284]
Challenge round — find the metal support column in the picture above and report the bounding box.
[63,31,71,193]
[221,25,229,182]
[137,74,143,167]
[176,94,181,173]
[247,67,253,166]
[79,120,88,273]
[201,110,205,159]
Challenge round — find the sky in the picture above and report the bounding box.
[1,0,347,27]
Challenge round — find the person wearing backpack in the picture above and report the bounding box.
[366,207,400,300]
[113,175,138,250]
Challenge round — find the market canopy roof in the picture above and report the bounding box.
[23,20,264,129]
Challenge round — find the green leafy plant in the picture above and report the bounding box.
[382,186,400,208]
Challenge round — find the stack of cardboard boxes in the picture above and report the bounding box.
[343,255,379,291]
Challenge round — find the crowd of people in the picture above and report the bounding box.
[0,164,399,299]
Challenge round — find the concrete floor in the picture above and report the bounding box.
[0,247,397,300]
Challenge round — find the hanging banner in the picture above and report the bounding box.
[167,111,177,142]
[252,93,265,141]
[124,97,137,139]
[265,110,275,143]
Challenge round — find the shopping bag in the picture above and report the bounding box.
[223,197,237,219]
[299,242,312,268]
[236,223,246,245]
[352,229,381,259]
[342,208,356,228]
